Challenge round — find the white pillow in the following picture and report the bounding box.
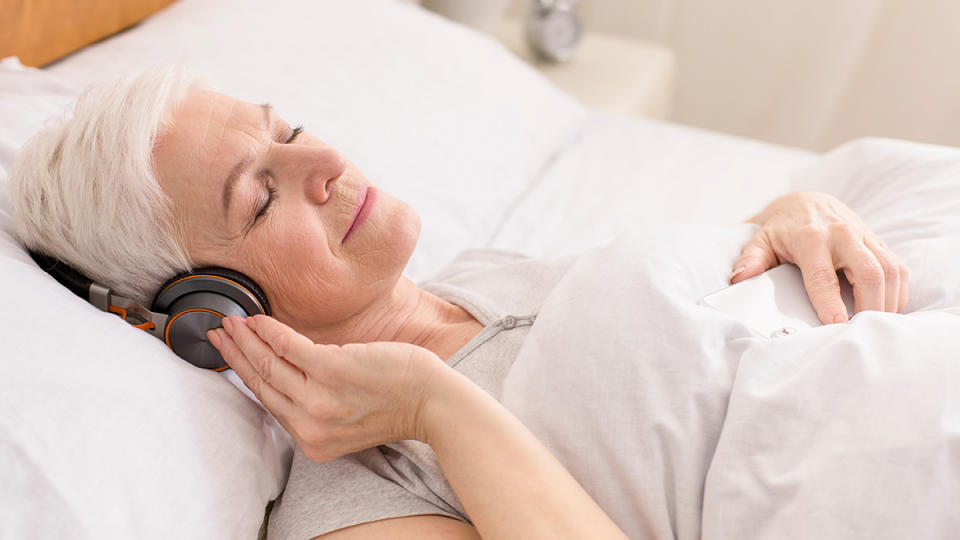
[0,234,295,539]
[0,57,79,171]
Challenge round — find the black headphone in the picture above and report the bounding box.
[29,250,270,371]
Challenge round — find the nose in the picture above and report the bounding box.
[275,144,347,204]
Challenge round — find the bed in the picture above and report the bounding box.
[2,0,958,538]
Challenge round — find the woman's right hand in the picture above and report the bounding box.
[207,314,444,462]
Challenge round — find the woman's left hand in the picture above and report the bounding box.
[731,191,909,324]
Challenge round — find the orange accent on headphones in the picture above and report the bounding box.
[108,304,157,331]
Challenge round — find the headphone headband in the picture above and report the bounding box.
[28,250,270,371]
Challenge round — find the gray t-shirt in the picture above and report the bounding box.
[266,249,573,539]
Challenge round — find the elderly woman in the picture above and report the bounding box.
[8,68,908,539]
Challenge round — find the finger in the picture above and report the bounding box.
[897,264,911,312]
[210,327,296,416]
[245,315,318,372]
[871,239,912,313]
[794,228,848,324]
[731,228,779,284]
[221,316,306,400]
[832,233,885,313]
[864,237,901,313]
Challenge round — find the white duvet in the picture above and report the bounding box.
[501,139,960,539]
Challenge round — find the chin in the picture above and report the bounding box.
[393,203,422,269]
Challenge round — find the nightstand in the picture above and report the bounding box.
[497,19,677,119]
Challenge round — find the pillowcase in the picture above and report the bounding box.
[0,57,79,172]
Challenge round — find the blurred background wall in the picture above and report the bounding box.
[481,0,960,152]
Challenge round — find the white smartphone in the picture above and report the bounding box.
[697,264,855,338]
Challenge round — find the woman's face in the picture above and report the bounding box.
[152,90,421,334]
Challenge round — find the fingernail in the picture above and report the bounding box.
[207,329,221,348]
[730,266,746,281]
[833,314,848,324]
[221,317,232,333]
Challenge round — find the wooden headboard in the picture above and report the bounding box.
[0,0,178,67]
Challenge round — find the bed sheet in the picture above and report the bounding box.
[487,111,818,258]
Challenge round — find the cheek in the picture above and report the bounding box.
[264,201,335,263]
[250,216,350,321]
[247,195,420,327]
[255,251,345,324]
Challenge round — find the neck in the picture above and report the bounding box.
[298,277,483,361]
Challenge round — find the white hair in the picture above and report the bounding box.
[8,65,214,306]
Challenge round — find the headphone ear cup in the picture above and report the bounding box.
[152,268,271,370]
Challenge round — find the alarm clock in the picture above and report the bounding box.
[525,0,583,63]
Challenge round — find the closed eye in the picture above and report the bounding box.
[254,184,278,224]
[286,125,303,143]
[248,125,300,230]
[250,125,299,226]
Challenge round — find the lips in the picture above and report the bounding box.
[343,185,376,243]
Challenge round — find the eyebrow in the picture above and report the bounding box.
[221,103,274,217]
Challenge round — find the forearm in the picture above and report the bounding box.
[418,366,627,540]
